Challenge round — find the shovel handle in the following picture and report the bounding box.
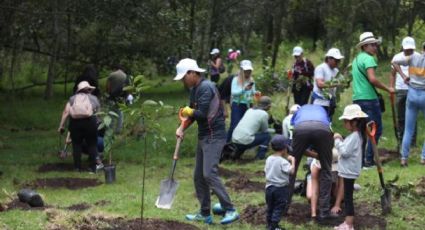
[173,138,182,160]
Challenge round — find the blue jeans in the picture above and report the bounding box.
[227,102,249,142]
[234,132,271,159]
[401,87,425,160]
[353,99,382,166]
[266,185,289,227]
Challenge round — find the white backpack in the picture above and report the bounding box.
[69,94,93,119]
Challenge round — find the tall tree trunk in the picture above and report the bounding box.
[188,0,196,51]
[44,0,60,100]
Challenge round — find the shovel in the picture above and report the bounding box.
[57,133,69,159]
[155,137,182,209]
[366,121,392,215]
[389,93,401,152]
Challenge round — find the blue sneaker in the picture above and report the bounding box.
[185,213,213,224]
[212,203,225,215]
[220,209,239,224]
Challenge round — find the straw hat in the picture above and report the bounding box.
[356,32,381,48]
[339,104,368,120]
[77,81,95,92]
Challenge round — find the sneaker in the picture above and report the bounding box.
[400,159,408,167]
[362,165,376,170]
[96,163,104,171]
[185,213,213,224]
[334,221,354,230]
[353,183,361,191]
[220,209,239,224]
[212,203,225,215]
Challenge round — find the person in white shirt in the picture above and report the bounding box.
[282,104,300,141]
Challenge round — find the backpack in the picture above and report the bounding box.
[218,62,226,74]
[69,94,93,119]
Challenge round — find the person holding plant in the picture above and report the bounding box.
[209,48,223,83]
[291,46,315,106]
[174,58,239,225]
[333,104,368,230]
[227,59,256,143]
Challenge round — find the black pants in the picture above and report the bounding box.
[211,74,220,83]
[396,90,417,145]
[266,185,289,228]
[69,117,97,171]
[343,178,355,216]
[287,121,333,216]
[293,85,311,106]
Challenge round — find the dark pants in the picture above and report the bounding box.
[288,121,333,216]
[311,95,336,121]
[234,132,271,159]
[343,178,355,216]
[293,85,311,106]
[396,90,417,146]
[211,74,220,83]
[69,117,97,171]
[354,99,382,166]
[227,102,249,142]
[266,185,289,228]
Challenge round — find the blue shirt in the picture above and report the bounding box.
[291,104,330,127]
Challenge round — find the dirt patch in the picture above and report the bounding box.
[378,148,399,164]
[415,177,425,196]
[234,158,257,164]
[37,163,75,173]
[66,202,91,211]
[94,200,111,206]
[225,175,264,192]
[218,167,243,179]
[241,202,386,229]
[74,216,200,230]
[25,177,101,190]
[0,199,49,212]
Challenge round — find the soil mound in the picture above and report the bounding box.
[66,202,91,211]
[26,177,101,190]
[415,177,425,196]
[0,199,48,212]
[225,175,264,192]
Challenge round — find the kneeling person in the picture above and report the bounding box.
[232,96,272,160]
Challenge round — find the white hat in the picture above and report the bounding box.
[290,104,300,113]
[174,58,205,81]
[236,50,241,54]
[210,48,220,55]
[240,60,253,71]
[356,32,381,48]
[339,104,368,120]
[77,81,95,92]
[228,48,233,53]
[325,48,344,59]
[402,36,416,50]
[292,46,303,56]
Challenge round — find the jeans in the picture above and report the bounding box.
[401,87,425,160]
[227,102,249,142]
[293,85,311,106]
[353,99,382,166]
[234,132,271,159]
[396,90,417,146]
[266,185,289,227]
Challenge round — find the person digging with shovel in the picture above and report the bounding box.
[174,58,239,225]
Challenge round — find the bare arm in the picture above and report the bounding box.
[58,103,71,132]
[287,155,296,175]
[367,68,394,93]
[392,63,409,84]
[389,68,396,88]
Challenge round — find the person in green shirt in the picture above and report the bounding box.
[352,32,394,168]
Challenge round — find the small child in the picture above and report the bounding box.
[264,135,295,230]
[333,104,368,230]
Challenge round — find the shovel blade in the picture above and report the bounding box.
[155,179,179,209]
[380,189,392,215]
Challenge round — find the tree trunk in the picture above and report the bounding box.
[44,0,60,100]
[188,0,196,51]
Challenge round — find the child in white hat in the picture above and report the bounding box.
[333,104,368,230]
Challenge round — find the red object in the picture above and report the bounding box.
[287,69,293,80]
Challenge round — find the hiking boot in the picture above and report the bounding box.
[212,203,225,215]
[185,213,213,224]
[220,209,239,224]
[96,163,104,171]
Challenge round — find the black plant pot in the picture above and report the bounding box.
[104,164,116,184]
[18,189,44,207]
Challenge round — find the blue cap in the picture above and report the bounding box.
[271,135,291,151]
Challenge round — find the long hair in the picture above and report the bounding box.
[351,118,368,158]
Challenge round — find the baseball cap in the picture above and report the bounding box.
[174,58,205,81]
[325,48,344,59]
[271,135,292,151]
[240,60,253,71]
[290,104,301,113]
[210,48,220,55]
[402,36,416,50]
[292,46,303,56]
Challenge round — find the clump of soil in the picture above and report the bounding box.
[241,204,267,225]
[218,167,243,179]
[37,163,75,173]
[378,148,399,164]
[25,177,101,190]
[0,199,48,212]
[74,216,199,230]
[225,175,264,192]
[66,202,91,211]
[415,177,425,196]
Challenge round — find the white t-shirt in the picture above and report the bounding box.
[391,52,412,90]
[313,62,338,99]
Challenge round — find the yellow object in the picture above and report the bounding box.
[181,106,194,117]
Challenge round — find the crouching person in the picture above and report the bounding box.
[265,135,295,230]
[231,96,272,160]
[174,58,239,225]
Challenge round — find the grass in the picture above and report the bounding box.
[1,60,425,230]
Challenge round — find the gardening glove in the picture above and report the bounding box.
[181,106,194,117]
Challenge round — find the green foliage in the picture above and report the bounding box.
[255,57,288,95]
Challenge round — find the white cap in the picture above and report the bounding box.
[77,81,95,92]
[174,58,205,81]
[339,104,368,120]
[236,50,241,54]
[290,104,300,113]
[325,48,344,59]
[356,32,381,48]
[210,48,220,55]
[240,60,253,71]
[292,46,303,56]
[228,48,233,53]
[402,36,416,50]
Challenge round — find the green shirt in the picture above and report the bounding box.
[352,52,378,100]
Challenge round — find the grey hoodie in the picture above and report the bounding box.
[335,131,363,179]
